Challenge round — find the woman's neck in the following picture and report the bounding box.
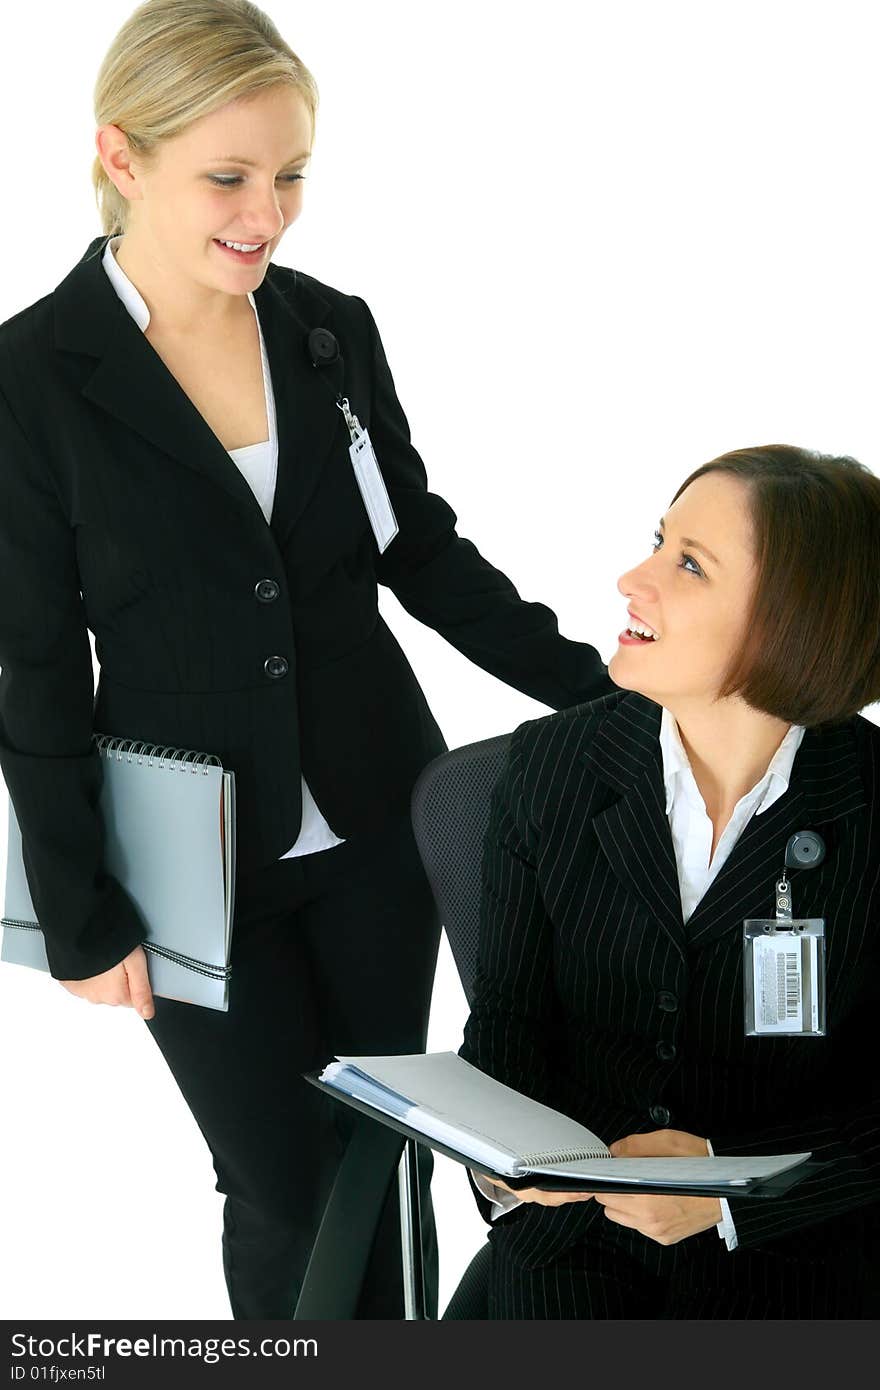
[666,697,794,821]
[113,233,251,338]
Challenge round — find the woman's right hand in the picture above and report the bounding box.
[60,944,155,1020]
[475,1173,593,1207]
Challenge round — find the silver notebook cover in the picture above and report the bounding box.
[1,734,236,1011]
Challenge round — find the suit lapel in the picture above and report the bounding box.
[52,236,341,552]
[252,268,344,552]
[582,693,688,961]
[683,718,866,949]
[580,692,867,958]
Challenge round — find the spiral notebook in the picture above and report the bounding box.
[317,1053,813,1194]
[1,733,236,1011]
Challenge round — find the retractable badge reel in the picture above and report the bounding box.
[743,832,827,1037]
[306,328,399,554]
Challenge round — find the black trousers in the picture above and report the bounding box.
[142,811,441,1319]
[487,1219,880,1319]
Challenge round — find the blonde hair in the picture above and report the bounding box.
[92,0,319,237]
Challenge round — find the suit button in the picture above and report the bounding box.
[255,578,280,603]
[264,655,288,678]
[650,1104,672,1126]
[656,990,678,1012]
[656,1041,677,1062]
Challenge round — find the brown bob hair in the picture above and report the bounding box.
[669,444,880,729]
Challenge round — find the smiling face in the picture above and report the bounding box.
[98,84,312,287]
[609,471,758,708]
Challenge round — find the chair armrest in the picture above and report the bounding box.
[293,1115,405,1319]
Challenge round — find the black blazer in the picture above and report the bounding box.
[459,688,880,1307]
[0,236,614,981]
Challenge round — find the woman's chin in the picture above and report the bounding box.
[608,653,651,697]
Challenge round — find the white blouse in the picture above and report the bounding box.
[101,236,345,860]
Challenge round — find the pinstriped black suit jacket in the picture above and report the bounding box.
[459,687,880,1308]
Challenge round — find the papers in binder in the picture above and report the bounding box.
[319,1052,812,1190]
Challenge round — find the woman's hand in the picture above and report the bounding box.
[475,1128,723,1226]
[609,1128,711,1159]
[60,944,155,1020]
[586,1126,721,1245]
[590,1190,722,1244]
[473,1174,594,1207]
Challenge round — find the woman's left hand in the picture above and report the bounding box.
[581,1127,722,1246]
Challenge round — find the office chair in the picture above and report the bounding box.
[409,731,512,1318]
[294,730,511,1320]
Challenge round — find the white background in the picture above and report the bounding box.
[1,0,878,1320]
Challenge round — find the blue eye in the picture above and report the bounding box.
[652,530,703,577]
[208,173,306,187]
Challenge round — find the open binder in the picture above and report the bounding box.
[307,1053,819,1199]
[1,732,236,1011]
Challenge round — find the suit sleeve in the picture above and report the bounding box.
[0,381,148,981]
[356,297,616,711]
[458,728,560,1102]
[707,960,880,1249]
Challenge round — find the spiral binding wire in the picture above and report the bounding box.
[1,920,231,982]
[520,1145,609,1166]
[141,942,231,981]
[93,732,222,773]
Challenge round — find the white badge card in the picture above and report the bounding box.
[349,427,399,554]
[743,919,826,1037]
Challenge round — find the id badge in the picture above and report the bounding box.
[349,427,399,554]
[743,919,826,1036]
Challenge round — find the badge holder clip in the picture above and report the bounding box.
[305,328,399,554]
[743,834,827,1037]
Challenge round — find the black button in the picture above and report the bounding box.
[656,990,678,1012]
[655,1041,677,1062]
[255,578,280,603]
[264,655,288,678]
[650,1104,671,1126]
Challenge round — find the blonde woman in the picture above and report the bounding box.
[0,1,614,1318]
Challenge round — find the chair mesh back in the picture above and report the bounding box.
[410,732,512,1007]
